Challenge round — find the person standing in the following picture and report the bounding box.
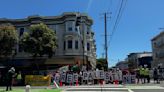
[158,65,162,82]
[153,68,159,83]
[118,69,123,84]
[136,68,140,84]
[16,71,22,86]
[139,66,144,84]
[143,65,150,83]
[6,67,15,91]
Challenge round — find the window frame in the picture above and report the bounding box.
[67,40,73,49]
[75,40,79,49]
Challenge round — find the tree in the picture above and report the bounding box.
[0,23,18,58]
[21,23,57,58]
[96,58,107,70]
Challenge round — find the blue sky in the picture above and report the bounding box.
[0,0,163,67]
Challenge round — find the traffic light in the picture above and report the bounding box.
[75,16,81,26]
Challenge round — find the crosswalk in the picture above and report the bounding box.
[61,84,164,92]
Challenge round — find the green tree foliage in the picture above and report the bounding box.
[0,23,18,57]
[96,58,107,70]
[20,23,57,58]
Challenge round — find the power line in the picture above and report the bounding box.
[109,0,127,44]
[110,0,125,39]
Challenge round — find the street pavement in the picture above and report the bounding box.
[61,83,164,92]
[1,82,164,92]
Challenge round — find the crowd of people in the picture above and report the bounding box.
[136,65,164,84]
[1,65,164,91]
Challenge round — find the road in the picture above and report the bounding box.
[1,82,164,92]
[61,83,164,92]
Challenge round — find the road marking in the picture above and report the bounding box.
[126,86,164,89]
[127,88,134,92]
[66,87,128,90]
[63,87,130,92]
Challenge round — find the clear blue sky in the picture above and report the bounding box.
[0,0,163,67]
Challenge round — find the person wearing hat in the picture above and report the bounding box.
[6,67,15,91]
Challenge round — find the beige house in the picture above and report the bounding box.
[151,31,164,68]
[0,12,97,69]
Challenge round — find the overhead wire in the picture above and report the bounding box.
[109,0,128,45]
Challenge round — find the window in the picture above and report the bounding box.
[67,40,72,49]
[63,41,66,50]
[87,31,89,34]
[68,27,72,31]
[19,28,24,37]
[75,40,78,49]
[87,43,90,51]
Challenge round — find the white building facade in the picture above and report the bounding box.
[0,12,97,69]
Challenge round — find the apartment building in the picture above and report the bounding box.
[152,31,164,68]
[0,12,97,70]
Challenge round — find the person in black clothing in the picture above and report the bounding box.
[153,68,159,83]
[6,67,15,91]
[158,66,162,81]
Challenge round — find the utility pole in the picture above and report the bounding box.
[104,13,108,70]
[102,12,111,70]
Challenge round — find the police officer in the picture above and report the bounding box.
[143,65,150,83]
[16,71,22,86]
[139,65,144,84]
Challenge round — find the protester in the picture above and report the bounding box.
[6,67,16,91]
[153,68,159,83]
[118,68,123,84]
[158,65,163,81]
[136,68,140,84]
[78,71,82,85]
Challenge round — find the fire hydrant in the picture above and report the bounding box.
[25,85,31,92]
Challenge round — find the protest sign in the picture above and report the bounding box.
[83,72,88,80]
[131,75,136,83]
[67,74,73,83]
[118,71,123,81]
[122,75,135,84]
[104,72,110,81]
[73,73,78,82]
[60,73,66,82]
[112,73,118,81]
[88,72,94,80]
[96,70,104,79]
[52,70,137,84]
[55,73,60,83]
